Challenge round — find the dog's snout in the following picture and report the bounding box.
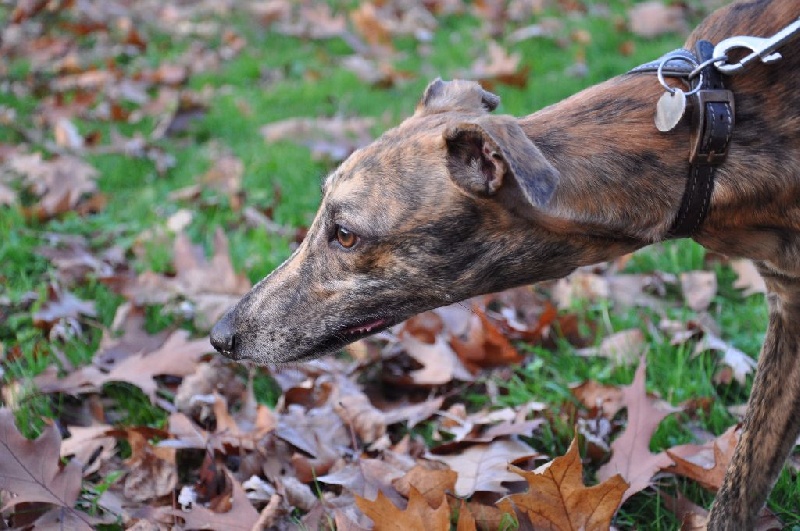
[210,311,237,358]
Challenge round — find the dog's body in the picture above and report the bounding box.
[211,0,799,527]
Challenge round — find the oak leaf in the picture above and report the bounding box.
[699,331,757,385]
[450,307,523,371]
[319,458,408,508]
[498,437,628,531]
[391,466,457,508]
[468,41,529,88]
[124,229,251,331]
[166,469,259,530]
[597,356,681,501]
[5,152,99,219]
[665,424,740,492]
[427,439,538,497]
[576,329,645,366]
[401,334,474,385]
[680,271,717,312]
[34,329,212,401]
[334,392,387,444]
[32,287,96,339]
[0,409,92,529]
[122,429,177,502]
[731,259,766,296]
[628,1,687,38]
[260,116,376,162]
[355,486,451,531]
[571,380,625,419]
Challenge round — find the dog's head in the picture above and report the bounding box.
[210,79,567,364]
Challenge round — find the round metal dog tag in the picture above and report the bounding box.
[655,89,686,132]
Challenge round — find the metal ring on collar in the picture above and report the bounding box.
[689,55,728,79]
[657,54,703,96]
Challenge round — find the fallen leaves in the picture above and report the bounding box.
[681,270,717,312]
[261,116,377,162]
[2,152,100,219]
[0,409,92,529]
[628,1,688,38]
[125,229,251,330]
[597,356,681,502]
[428,439,538,497]
[356,487,451,531]
[467,41,530,89]
[666,425,740,492]
[577,328,645,366]
[731,259,767,296]
[35,329,213,402]
[499,437,628,531]
[2,0,775,529]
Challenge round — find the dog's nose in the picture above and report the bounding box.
[210,312,236,356]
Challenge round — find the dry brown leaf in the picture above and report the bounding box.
[37,236,116,284]
[457,499,478,531]
[167,469,260,530]
[731,259,767,296]
[171,153,244,208]
[341,55,415,88]
[450,308,523,371]
[60,424,116,476]
[334,392,387,444]
[427,439,537,497]
[209,391,276,451]
[658,489,709,530]
[123,430,177,502]
[628,1,687,38]
[680,271,717,312]
[382,396,445,428]
[125,229,251,330]
[597,356,681,501]
[498,436,628,531]
[699,331,757,385]
[468,41,529,88]
[5,152,99,218]
[401,334,474,385]
[275,3,347,40]
[35,329,212,401]
[275,403,350,459]
[576,329,645,366]
[355,486,451,531]
[33,287,96,332]
[391,466,457,508]
[553,271,609,308]
[664,424,740,492]
[0,408,89,527]
[571,380,625,419]
[319,459,409,508]
[261,116,376,162]
[350,3,392,48]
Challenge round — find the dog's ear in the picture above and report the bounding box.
[416,78,500,115]
[444,115,559,208]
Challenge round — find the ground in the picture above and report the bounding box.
[0,0,797,529]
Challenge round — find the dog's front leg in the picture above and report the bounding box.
[709,264,800,529]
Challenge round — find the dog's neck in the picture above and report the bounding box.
[520,73,691,245]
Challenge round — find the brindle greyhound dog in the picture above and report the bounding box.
[211,0,799,527]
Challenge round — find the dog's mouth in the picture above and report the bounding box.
[314,316,392,356]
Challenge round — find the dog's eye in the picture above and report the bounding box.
[335,225,359,249]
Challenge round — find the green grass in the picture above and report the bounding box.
[1,0,798,528]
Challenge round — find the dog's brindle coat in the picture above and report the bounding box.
[211,0,798,526]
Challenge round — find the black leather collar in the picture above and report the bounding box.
[630,40,735,239]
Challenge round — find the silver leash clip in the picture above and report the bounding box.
[714,18,800,74]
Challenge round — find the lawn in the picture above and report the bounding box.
[1,0,797,529]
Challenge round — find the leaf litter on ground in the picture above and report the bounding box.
[0,0,777,528]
